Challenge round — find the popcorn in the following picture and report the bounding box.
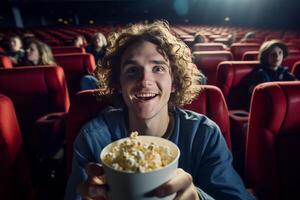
[102,132,174,172]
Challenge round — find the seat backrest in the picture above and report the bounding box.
[54,53,96,97]
[217,61,259,110]
[245,81,300,200]
[192,43,225,51]
[282,52,300,71]
[65,90,113,174]
[0,66,70,139]
[230,43,261,60]
[0,55,13,68]
[242,51,259,61]
[193,50,233,85]
[291,60,300,79]
[183,85,231,149]
[66,86,232,175]
[52,46,86,55]
[0,94,34,200]
[243,51,300,70]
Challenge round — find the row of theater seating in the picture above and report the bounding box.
[1,43,300,88]
[1,78,299,200]
[192,43,300,85]
[0,51,96,98]
[1,59,300,169]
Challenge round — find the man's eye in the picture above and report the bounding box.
[153,65,166,73]
[125,67,139,76]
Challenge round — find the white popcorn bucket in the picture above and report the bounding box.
[100,135,180,200]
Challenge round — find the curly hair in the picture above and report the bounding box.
[258,39,288,66]
[97,20,202,107]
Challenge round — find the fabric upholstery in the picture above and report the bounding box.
[230,43,260,60]
[245,81,300,200]
[0,66,70,140]
[217,61,259,111]
[54,53,96,97]
[193,50,233,85]
[291,60,300,80]
[193,43,226,51]
[183,85,231,149]
[52,46,86,54]
[0,94,34,200]
[0,55,13,68]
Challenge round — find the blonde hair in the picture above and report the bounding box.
[91,32,107,48]
[26,39,56,65]
[98,20,202,107]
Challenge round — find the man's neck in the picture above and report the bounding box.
[128,110,171,137]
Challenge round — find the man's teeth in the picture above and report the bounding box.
[136,93,156,98]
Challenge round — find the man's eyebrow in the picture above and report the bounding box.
[151,60,169,65]
[122,60,138,67]
[122,59,168,67]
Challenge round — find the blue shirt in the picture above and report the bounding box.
[64,107,255,200]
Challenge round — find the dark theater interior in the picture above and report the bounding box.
[1,0,300,200]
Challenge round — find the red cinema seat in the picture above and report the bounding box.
[217,61,259,111]
[242,49,300,61]
[192,43,226,52]
[245,81,300,200]
[230,43,260,60]
[291,61,300,79]
[0,94,34,200]
[242,51,259,61]
[0,66,70,143]
[183,85,232,150]
[0,55,13,68]
[54,53,96,97]
[193,50,233,85]
[66,86,232,175]
[282,52,300,71]
[52,46,86,55]
[216,61,259,175]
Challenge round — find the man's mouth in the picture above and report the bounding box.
[135,93,158,101]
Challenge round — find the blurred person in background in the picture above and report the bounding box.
[80,33,108,90]
[86,32,107,66]
[21,39,56,66]
[4,35,25,65]
[73,35,87,48]
[249,40,297,101]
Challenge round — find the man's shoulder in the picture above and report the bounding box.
[176,108,219,130]
[81,107,124,133]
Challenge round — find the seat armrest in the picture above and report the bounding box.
[34,112,67,158]
[229,109,249,179]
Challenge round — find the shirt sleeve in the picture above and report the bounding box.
[193,124,256,200]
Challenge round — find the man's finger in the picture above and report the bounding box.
[85,163,105,177]
[155,168,193,197]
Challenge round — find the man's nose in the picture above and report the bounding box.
[140,71,154,87]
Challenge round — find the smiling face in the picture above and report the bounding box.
[120,41,173,121]
[267,46,284,69]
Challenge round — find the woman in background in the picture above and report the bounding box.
[21,39,56,66]
[80,32,107,90]
[86,32,107,66]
